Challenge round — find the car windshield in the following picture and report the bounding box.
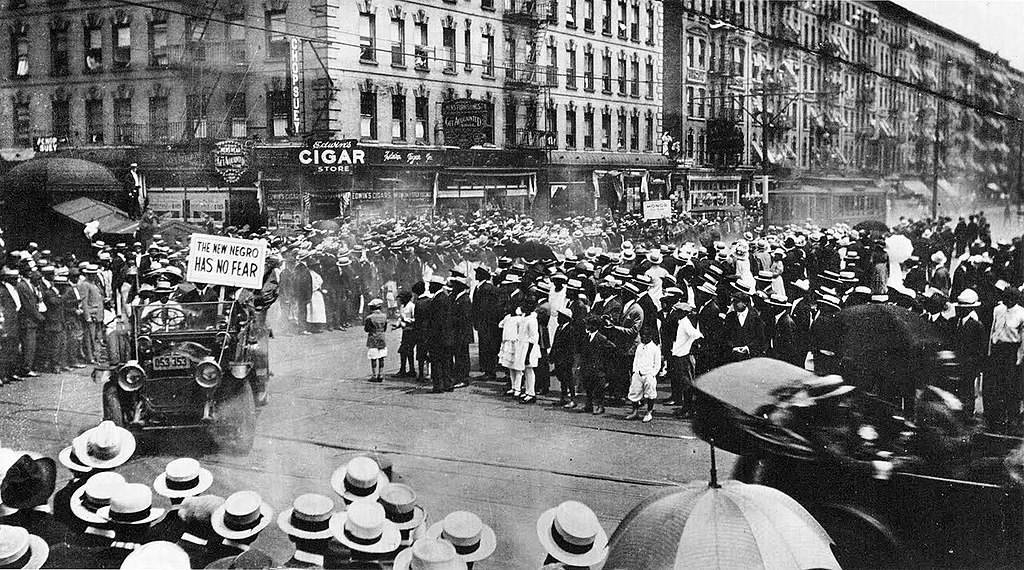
[131,301,242,334]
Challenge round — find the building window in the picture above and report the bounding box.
[391,17,405,67]
[464,26,472,70]
[360,13,376,62]
[149,95,168,140]
[226,93,247,137]
[265,10,288,59]
[226,19,247,63]
[546,43,557,87]
[414,95,428,143]
[617,54,626,95]
[697,87,705,118]
[644,113,653,150]
[86,99,103,143]
[685,129,694,157]
[697,129,705,162]
[617,0,627,38]
[686,86,694,117]
[148,20,168,66]
[566,44,576,88]
[583,107,594,148]
[566,107,576,148]
[630,2,639,41]
[617,110,626,148]
[11,32,29,77]
[414,21,428,71]
[545,105,557,141]
[482,30,494,75]
[687,37,694,68]
[697,38,706,67]
[482,0,493,9]
[50,26,69,76]
[267,89,289,137]
[602,0,612,34]
[52,99,70,140]
[630,58,639,96]
[630,113,639,150]
[566,0,577,28]
[646,4,654,44]
[186,94,207,137]
[601,52,611,92]
[584,49,594,90]
[645,59,653,98]
[360,90,377,139]
[504,98,517,144]
[114,98,133,143]
[13,98,30,147]
[601,109,611,149]
[442,26,456,72]
[391,93,406,140]
[113,20,131,69]
[85,21,102,71]
[583,0,594,31]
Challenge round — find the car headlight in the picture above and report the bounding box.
[118,361,146,392]
[195,357,222,389]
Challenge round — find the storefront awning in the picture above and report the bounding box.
[903,179,931,197]
[52,197,138,234]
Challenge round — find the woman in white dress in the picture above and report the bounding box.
[306,262,327,333]
[499,304,525,397]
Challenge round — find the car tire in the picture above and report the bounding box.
[102,381,125,428]
[215,381,256,454]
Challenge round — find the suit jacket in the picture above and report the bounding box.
[0,284,19,339]
[550,322,574,366]
[451,290,474,346]
[579,331,615,376]
[769,312,803,367]
[722,309,767,361]
[76,280,104,322]
[42,284,66,331]
[696,299,725,358]
[953,315,987,373]
[471,281,502,330]
[16,280,44,330]
[637,293,660,344]
[608,299,643,355]
[425,290,454,349]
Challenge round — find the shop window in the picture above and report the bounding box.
[360,90,377,139]
[583,107,594,148]
[50,25,69,76]
[360,13,376,62]
[86,99,104,144]
[565,0,576,28]
[414,95,428,143]
[265,10,288,59]
[149,20,168,66]
[85,20,103,71]
[13,98,30,147]
[391,93,406,141]
[566,107,576,148]
[442,26,456,72]
[114,98,133,143]
[391,17,406,67]
[149,95,168,140]
[583,49,594,90]
[52,99,70,140]
[617,54,626,95]
[11,33,29,77]
[226,93,247,137]
[267,89,290,137]
[113,20,131,69]
[583,0,594,31]
[601,109,610,149]
[566,43,576,88]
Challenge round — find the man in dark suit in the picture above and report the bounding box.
[16,266,45,377]
[0,266,22,384]
[722,285,766,363]
[450,275,473,389]
[549,307,576,407]
[633,275,661,346]
[765,295,802,367]
[62,269,87,369]
[472,267,501,381]
[952,289,986,418]
[40,268,67,373]
[580,315,616,415]
[694,280,724,375]
[425,278,454,393]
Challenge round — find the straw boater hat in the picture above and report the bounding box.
[0,525,48,570]
[211,491,274,540]
[70,472,126,525]
[536,501,608,568]
[120,541,190,570]
[955,288,981,309]
[329,500,401,554]
[277,493,337,540]
[153,458,213,500]
[71,421,136,470]
[331,456,390,504]
[97,483,165,526]
[393,538,468,570]
[425,511,496,564]
[378,484,426,536]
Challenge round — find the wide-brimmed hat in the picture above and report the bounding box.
[153,458,213,499]
[211,491,274,540]
[97,483,165,526]
[753,271,774,283]
[819,294,843,310]
[0,525,48,570]
[0,454,56,510]
[329,501,401,554]
[765,294,791,308]
[203,548,274,570]
[425,511,496,563]
[70,472,126,524]
[57,446,92,474]
[331,456,390,504]
[120,541,190,570]
[695,280,717,296]
[378,484,426,533]
[393,538,468,570]
[646,250,663,264]
[71,421,136,470]
[277,493,337,540]
[536,501,608,567]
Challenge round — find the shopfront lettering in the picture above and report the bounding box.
[299,148,366,166]
[381,150,435,165]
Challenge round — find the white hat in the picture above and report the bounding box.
[556,307,573,319]
[70,472,126,524]
[378,484,426,533]
[331,456,390,504]
[393,538,468,570]
[425,511,496,563]
[536,501,608,567]
[97,483,165,526]
[329,501,401,554]
[955,288,981,308]
[277,493,337,540]
[0,525,48,570]
[120,541,190,570]
[71,421,136,470]
[153,458,213,499]
[57,446,92,475]
[211,491,274,540]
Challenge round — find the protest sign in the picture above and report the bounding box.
[186,233,267,289]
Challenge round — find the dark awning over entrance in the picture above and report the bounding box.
[3,157,122,192]
[53,197,138,234]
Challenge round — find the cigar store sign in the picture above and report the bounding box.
[298,139,365,175]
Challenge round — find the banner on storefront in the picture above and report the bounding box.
[643,199,672,220]
[187,233,266,289]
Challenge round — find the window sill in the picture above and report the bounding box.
[111,65,131,72]
[482,4,496,11]
[360,137,379,142]
[392,63,407,70]
[602,30,613,37]
[645,95,654,100]
[566,22,577,29]
[482,72,496,80]
[584,87,595,93]
[9,74,29,80]
[584,25,594,33]
[360,58,379,65]
[414,65,430,72]
[464,65,472,72]
[601,89,612,95]
[83,67,104,74]
[566,84,577,90]
[442,68,457,75]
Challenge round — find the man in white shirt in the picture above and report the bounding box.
[667,302,702,418]
[987,288,1024,431]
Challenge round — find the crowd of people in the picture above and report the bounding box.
[0,421,611,569]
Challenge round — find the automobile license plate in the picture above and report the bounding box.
[152,355,190,371]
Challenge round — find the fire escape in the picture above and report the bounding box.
[811,2,846,171]
[705,5,745,167]
[503,0,555,149]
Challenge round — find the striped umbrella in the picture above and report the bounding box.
[604,464,839,570]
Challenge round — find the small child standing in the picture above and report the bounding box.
[627,332,662,422]
[394,290,417,378]
[364,298,388,383]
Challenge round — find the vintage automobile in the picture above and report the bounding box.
[693,358,1024,569]
[101,300,261,453]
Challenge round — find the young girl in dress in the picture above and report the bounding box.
[499,303,525,397]
[518,298,541,404]
[364,299,388,382]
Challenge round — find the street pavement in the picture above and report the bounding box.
[0,326,734,569]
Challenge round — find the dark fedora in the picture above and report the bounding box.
[0,455,56,510]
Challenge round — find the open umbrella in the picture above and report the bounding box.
[604,468,840,570]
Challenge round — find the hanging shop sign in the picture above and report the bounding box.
[299,139,364,174]
[289,37,304,134]
[442,98,492,148]
[212,140,249,183]
[642,199,673,220]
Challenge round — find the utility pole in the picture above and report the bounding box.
[761,88,770,236]
[931,96,940,220]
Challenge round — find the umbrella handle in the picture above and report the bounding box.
[709,439,721,489]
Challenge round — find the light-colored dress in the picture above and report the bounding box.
[498,314,524,371]
[306,270,327,324]
[515,312,541,370]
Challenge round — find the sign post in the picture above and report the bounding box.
[186,234,267,290]
[642,199,672,221]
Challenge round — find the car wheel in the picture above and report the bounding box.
[214,381,256,454]
[102,382,125,428]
